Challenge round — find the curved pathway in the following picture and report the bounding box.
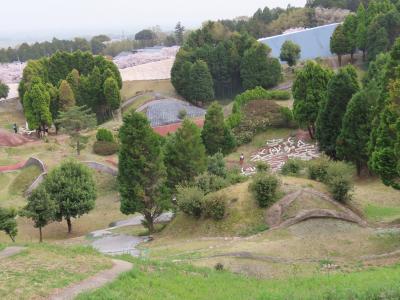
[49,259,132,300]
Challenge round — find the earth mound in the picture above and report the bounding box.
[0,129,33,146]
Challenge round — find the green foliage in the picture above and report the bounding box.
[96,128,114,142]
[367,24,389,61]
[19,50,122,124]
[103,77,121,111]
[202,102,236,155]
[58,80,75,111]
[44,159,96,233]
[281,159,303,175]
[23,79,52,130]
[226,167,248,185]
[57,106,97,155]
[227,86,291,128]
[241,43,282,90]
[336,86,378,174]
[256,162,270,173]
[202,194,226,221]
[23,186,57,242]
[93,141,119,156]
[0,207,17,242]
[188,60,215,103]
[279,107,294,127]
[178,109,187,120]
[330,24,350,65]
[164,119,207,188]
[316,65,359,158]
[207,152,227,178]
[118,112,171,233]
[279,40,301,66]
[292,60,333,139]
[176,186,204,218]
[325,161,354,202]
[194,173,229,194]
[342,14,358,58]
[0,81,9,99]
[307,155,330,182]
[249,172,280,208]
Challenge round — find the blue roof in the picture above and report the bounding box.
[258,23,340,61]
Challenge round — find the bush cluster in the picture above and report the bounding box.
[281,159,303,175]
[176,186,227,221]
[96,128,114,142]
[207,152,227,178]
[226,167,248,185]
[307,157,354,202]
[93,140,118,156]
[249,173,280,208]
[194,173,229,194]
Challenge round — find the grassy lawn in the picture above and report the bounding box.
[121,79,177,101]
[122,94,153,114]
[364,205,400,223]
[78,257,400,300]
[0,243,112,300]
[0,99,26,130]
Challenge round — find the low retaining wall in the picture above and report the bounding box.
[23,157,46,172]
[83,161,118,176]
[25,172,47,196]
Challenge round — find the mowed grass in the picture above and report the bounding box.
[364,205,400,222]
[0,243,112,300]
[0,99,26,130]
[78,257,400,300]
[121,79,177,101]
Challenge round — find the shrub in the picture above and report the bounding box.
[280,107,295,127]
[178,109,187,120]
[307,155,330,182]
[325,161,354,202]
[202,194,226,221]
[249,173,280,208]
[176,186,204,217]
[96,128,114,142]
[327,176,353,203]
[256,162,270,173]
[281,159,303,175]
[93,141,118,156]
[207,152,227,178]
[227,167,247,185]
[194,173,229,194]
[214,263,224,271]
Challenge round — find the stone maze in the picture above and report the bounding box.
[242,137,320,175]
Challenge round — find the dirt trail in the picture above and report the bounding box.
[48,259,132,300]
[0,246,26,259]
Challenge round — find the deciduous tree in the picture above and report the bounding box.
[23,186,56,242]
[0,207,17,242]
[279,40,301,67]
[58,80,75,111]
[45,160,96,233]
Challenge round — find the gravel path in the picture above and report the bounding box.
[90,212,174,256]
[48,259,132,300]
[0,246,26,259]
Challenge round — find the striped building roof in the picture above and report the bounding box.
[259,23,340,61]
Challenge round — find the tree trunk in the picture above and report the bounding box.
[77,139,80,156]
[350,52,354,64]
[67,217,72,234]
[362,50,366,61]
[144,212,155,234]
[9,234,15,243]
[338,55,342,67]
[356,162,362,177]
[39,226,43,243]
[307,124,314,140]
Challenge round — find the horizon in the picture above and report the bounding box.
[0,0,306,47]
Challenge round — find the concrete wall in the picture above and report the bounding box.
[83,161,118,176]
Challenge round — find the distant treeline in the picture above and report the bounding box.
[0,35,110,63]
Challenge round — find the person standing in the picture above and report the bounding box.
[12,123,18,134]
[239,153,244,170]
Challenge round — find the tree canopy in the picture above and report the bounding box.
[118,112,171,233]
[0,81,9,99]
[279,40,301,66]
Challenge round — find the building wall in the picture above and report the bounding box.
[258,23,340,61]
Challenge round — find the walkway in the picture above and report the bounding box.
[49,259,132,300]
[0,246,26,259]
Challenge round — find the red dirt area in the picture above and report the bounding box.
[0,161,26,172]
[153,118,205,136]
[0,129,33,147]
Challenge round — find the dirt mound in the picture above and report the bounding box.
[0,129,33,146]
[266,188,367,228]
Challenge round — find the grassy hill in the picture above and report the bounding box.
[0,243,112,300]
[77,256,400,300]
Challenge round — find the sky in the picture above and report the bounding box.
[0,0,306,44]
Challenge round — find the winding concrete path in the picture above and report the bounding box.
[49,259,132,300]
